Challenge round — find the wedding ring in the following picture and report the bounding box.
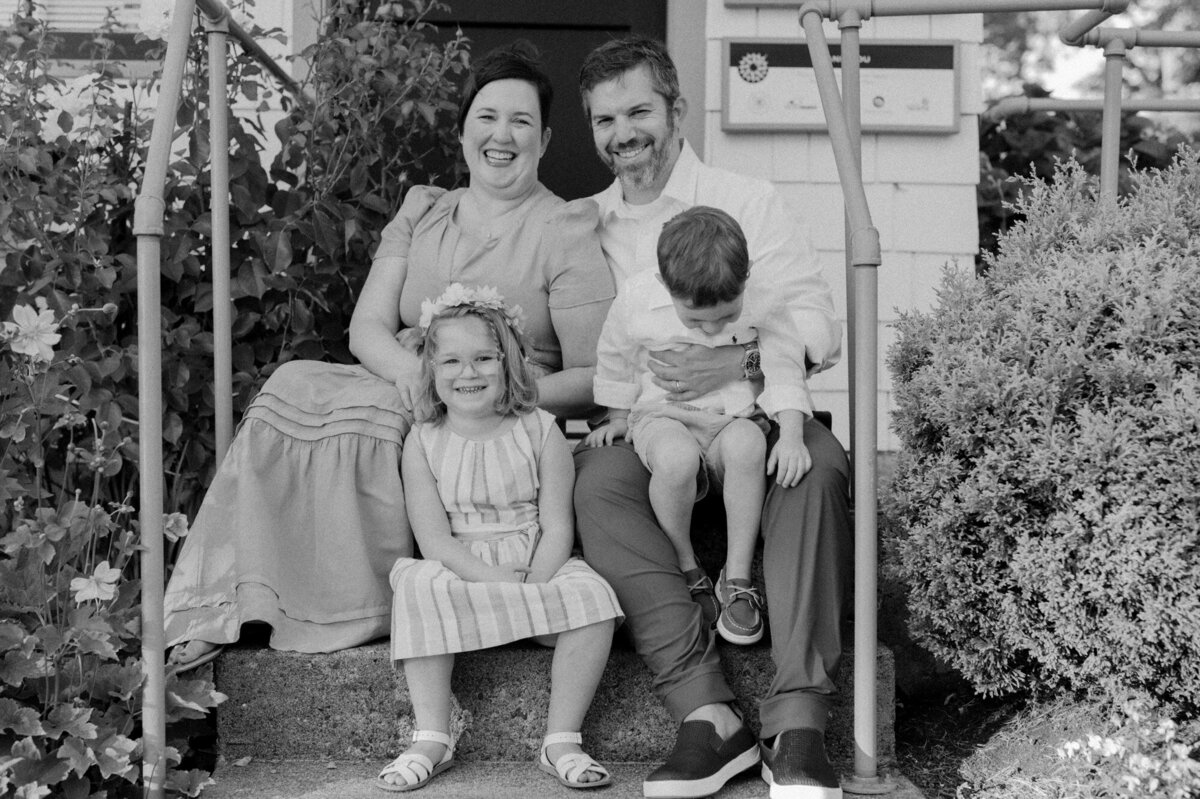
[673,380,682,392]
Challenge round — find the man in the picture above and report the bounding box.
[573,37,851,799]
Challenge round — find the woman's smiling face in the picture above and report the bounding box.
[460,78,550,201]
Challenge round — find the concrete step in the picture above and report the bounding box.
[213,639,895,765]
[202,759,927,799]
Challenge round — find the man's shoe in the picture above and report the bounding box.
[716,570,765,645]
[683,568,719,628]
[643,720,760,798]
[760,728,842,799]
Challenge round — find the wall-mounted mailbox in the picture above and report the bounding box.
[722,38,959,134]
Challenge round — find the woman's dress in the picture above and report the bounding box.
[163,184,614,652]
[389,409,622,659]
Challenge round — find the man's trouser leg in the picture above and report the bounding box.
[573,440,736,721]
[758,416,852,739]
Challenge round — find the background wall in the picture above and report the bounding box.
[692,0,983,451]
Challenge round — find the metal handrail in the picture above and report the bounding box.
[789,0,1197,794]
[132,1,308,795]
[132,1,1200,797]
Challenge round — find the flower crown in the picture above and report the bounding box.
[418,283,525,337]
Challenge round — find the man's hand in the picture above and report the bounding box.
[583,418,630,447]
[767,426,812,487]
[648,343,742,401]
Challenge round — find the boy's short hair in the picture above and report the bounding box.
[657,206,750,307]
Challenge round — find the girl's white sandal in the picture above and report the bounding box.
[375,729,455,792]
[538,731,613,790]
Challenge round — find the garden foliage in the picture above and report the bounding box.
[977,85,1197,267]
[887,151,1200,711]
[2,1,468,795]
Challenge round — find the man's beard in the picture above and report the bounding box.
[608,121,676,193]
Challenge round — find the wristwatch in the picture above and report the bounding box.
[740,340,762,381]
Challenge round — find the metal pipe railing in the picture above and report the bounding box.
[133,0,199,791]
[205,9,234,463]
[784,0,1197,792]
[985,96,1200,119]
[134,1,306,795]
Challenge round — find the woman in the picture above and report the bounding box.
[164,41,613,670]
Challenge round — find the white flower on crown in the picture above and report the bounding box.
[418,283,524,336]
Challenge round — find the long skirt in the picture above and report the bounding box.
[163,360,413,652]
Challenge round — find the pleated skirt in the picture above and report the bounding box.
[163,360,414,653]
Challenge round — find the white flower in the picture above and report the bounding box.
[4,304,62,362]
[417,283,525,335]
[70,560,122,603]
[163,512,189,542]
[139,0,173,40]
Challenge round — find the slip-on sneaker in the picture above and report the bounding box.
[643,719,760,798]
[760,728,842,798]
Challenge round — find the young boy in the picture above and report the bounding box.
[584,206,816,645]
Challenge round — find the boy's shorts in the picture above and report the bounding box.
[629,403,768,501]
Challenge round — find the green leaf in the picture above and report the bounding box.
[0,623,25,652]
[44,705,97,740]
[0,698,46,736]
[1,651,47,687]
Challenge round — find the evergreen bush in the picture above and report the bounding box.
[886,150,1200,711]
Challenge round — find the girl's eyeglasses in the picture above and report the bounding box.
[432,352,504,377]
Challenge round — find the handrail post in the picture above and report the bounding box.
[204,6,234,462]
[1100,35,1127,201]
[798,4,889,794]
[840,8,863,481]
[135,0,200,793]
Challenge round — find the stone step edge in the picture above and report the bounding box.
[213,641,897,765]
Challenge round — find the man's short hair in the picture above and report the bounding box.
[578,36,680,113]
[657,206,750,307]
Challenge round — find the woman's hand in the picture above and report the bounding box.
[648,343,743,401]
[395,327,423,353]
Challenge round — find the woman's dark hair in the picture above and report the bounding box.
[457,40,553,132]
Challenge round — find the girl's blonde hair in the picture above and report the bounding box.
[413,304,539,424]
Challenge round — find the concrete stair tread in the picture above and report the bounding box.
[201,758,927,798]
[214,639,895,764]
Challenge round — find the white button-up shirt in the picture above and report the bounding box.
[592,140,842,377]
[593,268,817,420]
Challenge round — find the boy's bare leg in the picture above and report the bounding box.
[645,425,703,572]
[713,419,767,581]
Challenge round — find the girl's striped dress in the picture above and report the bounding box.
[389,408,622,659]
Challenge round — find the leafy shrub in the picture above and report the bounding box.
[1,302,225,797]
[958,693,1200,799]
[886,150,1200,710]
[1,0,468,515]
[977,85,1198,267]
[2,2,469,795]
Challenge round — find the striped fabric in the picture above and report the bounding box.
[389,409,622,660]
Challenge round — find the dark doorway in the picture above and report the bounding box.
[427,1,668,201]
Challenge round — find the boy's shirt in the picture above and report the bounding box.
[593,269,815,420]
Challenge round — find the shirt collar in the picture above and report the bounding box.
[594,139,700,221]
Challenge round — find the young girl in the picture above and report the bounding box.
[376,284,622,793]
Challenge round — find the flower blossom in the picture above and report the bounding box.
[3,303,62,362]
[70,561,122,603]
[139,0,173,40]
[163,512,189,542]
